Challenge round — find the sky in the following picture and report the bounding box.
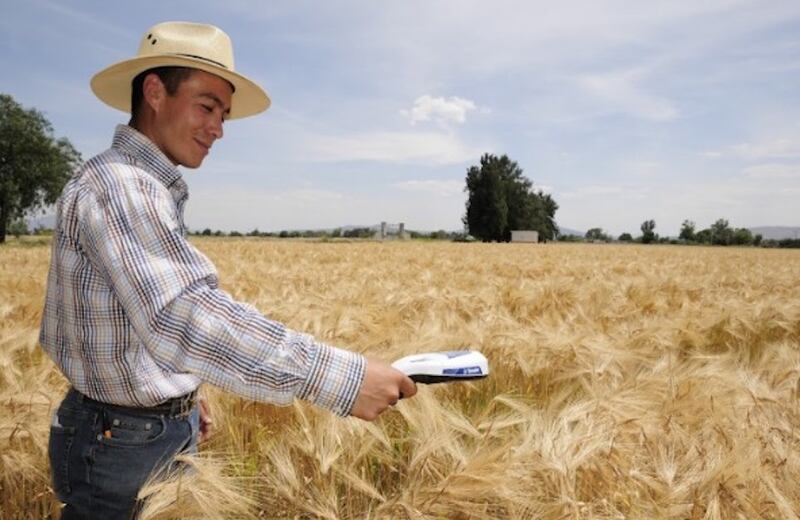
[2,0,799,236]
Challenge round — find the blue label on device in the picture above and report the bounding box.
[442,366,483,375]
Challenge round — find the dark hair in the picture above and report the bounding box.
[129,66,194,126]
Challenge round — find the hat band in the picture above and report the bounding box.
[174,53,229,70]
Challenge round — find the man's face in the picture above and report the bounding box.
[151,70,233,168]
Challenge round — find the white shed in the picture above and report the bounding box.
[511,230,539,243]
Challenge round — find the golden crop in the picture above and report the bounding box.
[2,238,799,519]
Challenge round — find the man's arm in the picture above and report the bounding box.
[78,169,373,416]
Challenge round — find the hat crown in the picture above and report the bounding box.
[136,22,235,71]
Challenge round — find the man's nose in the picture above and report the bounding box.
[210,116,224,140]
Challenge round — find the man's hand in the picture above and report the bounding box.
[350,357,417,421]
[197,395,214,443]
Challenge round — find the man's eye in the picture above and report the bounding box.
[201,104,213,112]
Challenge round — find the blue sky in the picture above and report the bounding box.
[2,0,799,235]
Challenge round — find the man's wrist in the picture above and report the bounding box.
[296,340,366,416]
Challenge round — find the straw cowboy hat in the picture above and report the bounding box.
[91,21,270,119]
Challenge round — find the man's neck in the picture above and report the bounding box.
[127,119,178,166]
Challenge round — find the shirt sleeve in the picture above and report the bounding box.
[77,168,365,416]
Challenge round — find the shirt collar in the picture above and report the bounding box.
[111,124,183,189]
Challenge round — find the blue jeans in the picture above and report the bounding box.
[49,388,199,519]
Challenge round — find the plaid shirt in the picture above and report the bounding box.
[39,124,365,416]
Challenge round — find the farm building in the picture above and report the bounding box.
[375,222,410,240]
[511,230,539,243]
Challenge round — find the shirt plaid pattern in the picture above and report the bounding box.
[40,125,365,416]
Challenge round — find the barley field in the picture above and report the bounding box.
[2,238,800,519]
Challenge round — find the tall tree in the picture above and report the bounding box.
[530,191,559,241]
[640,219,657,244]
[710,218,733,245]
[585,228,609,241]
[732,227,754,245]
[0,94,81,242]
[464,157,508,241]
[679,220,696,241]
[463,154,558,242]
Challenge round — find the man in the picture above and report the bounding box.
[40,21,416,519]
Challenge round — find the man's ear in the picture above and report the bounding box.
[141,73,167,114]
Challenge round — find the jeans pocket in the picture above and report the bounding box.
[100,411,166,447]
[48,417,77,501]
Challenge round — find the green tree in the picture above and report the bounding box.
[679,220,696,242]
[695,228,712,244]
[463,154,558,242]
[732,227,753,246]
[464,155,508,241]
[531,191,559,241]
[618,232,633,242]
[8,218,28,238]
[640,219,657,244]
[585,228,609,241]
[0,94,81,243]
[710,219,733,245]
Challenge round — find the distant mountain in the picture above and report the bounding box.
[557,226,584,237]
[749,226,800,240]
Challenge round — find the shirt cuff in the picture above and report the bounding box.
[296,339,366,416]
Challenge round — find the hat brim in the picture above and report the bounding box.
[91,54,270,120]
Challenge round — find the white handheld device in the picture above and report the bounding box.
[391,350,489,384]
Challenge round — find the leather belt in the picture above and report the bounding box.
[70,388,197,417]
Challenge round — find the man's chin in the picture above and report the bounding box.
[180,157,205,169]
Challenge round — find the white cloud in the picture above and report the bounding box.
[560,185,638,198]
[308,131,483,165]
[401,95,477,126]
[392,179,465,197]
[700,135,800,161]
[733,137,800,160]
[742,163,800,179]
[618,160,666,178]
[275,189,345,202]
[578,69,678,121]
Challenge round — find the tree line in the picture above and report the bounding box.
[570,219,799,248]
[186,227,471,241]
